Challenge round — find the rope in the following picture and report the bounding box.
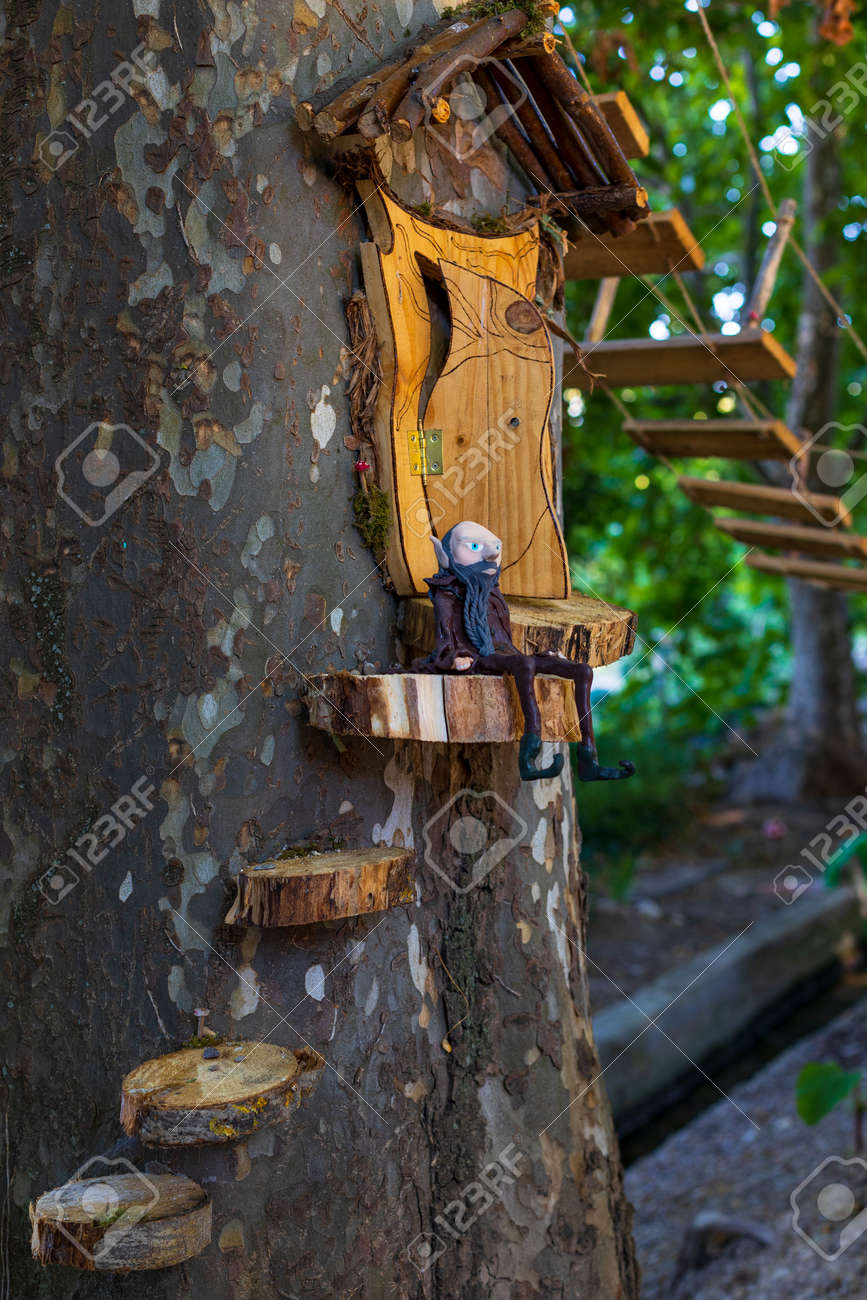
[694,1,867,368]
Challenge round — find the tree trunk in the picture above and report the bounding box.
[733,34,866,803]
[0,2,638,1297]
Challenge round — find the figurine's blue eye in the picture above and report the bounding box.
[468,542,481,551]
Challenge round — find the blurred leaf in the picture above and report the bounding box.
[795,1062,861,1125]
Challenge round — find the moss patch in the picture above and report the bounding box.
[441,1,551,35]
[353,484,391,561]
[471,213,510,236]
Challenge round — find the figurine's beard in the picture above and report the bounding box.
[451,559,499,657]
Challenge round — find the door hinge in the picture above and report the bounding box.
[408,428,443,477]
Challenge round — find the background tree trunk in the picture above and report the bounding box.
[0,1,638,1296]
[733,35,866,803]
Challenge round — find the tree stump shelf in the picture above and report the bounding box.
[225,847,414,927]
[678,475,852,526]
[399,592,636,667]
[564,208,704,280]
[30,1173,211,1272]
[715,517,867,559]
[568,329,796,389]
[120,1043,324,1146]
[746,552,867,591]
[304,672,580,743]
[623,417,801,461]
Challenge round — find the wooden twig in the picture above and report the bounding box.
[498,30,558,58]
[296,101,315,132]
[537,183,648,220]
[744,197,797,327]
[507,60,634,235]
[511,59,603,190]
[475,66,559,193]
[310,59,404,140]
[357,20,486,138]
[488,63,573,193]
[530,52,638,189]
[390,9,529,142]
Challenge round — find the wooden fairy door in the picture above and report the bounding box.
[359,186,570,598]
[423,260,566,595]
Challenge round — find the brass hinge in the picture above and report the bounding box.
[408,428,443,477]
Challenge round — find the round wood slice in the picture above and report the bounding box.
[30,1172,211,1271]
[227,847,414,927]
[120,1042,324,1146]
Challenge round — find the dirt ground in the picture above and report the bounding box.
[625,992,867,1298]
[586,800,853,1011]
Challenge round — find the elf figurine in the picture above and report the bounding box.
[413,520,636,783]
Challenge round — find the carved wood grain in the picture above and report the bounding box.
[358,186,569,596]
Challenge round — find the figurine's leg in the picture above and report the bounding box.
[533,656,635,783]
[478,652,563,781]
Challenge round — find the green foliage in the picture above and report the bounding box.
[824,831,867,888]
[796,1061,861,1125]
[557,0,867,835]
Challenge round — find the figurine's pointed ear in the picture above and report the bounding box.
[432,536,449,569]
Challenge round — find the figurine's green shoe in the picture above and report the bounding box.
[519,732,564,782]
[575,743,635,783]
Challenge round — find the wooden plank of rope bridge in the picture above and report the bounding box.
[564,209,704,280]
[678,475,853,526]
[715,517,867,559]
[225,848,414,927]
[400,593,636,666]
[30,1174,211,1272]
[595,90,650,158]
[745,553,867,591]
[570,330,796,389]
[121,1043,325,1145]
[623,418,802,461]
[304,672,580,742]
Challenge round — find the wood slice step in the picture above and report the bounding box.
[745,552,867,591]
[564,209,704,280]
[399,593,636,666]
[121,1042,324,1146]
[678,476,853,527]
[623,418,802,461]
[31,1173,211,1272]
[596,90,650,158]
[715,517,867,559]
[569,330,797,389]
[304,672,580,743]
[226,847,414,927]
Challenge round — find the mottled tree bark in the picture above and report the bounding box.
[0,1,638,1296]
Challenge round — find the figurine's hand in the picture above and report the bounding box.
[453,656,473,671]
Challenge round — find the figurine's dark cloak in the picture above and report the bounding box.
[413,571,518,672]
